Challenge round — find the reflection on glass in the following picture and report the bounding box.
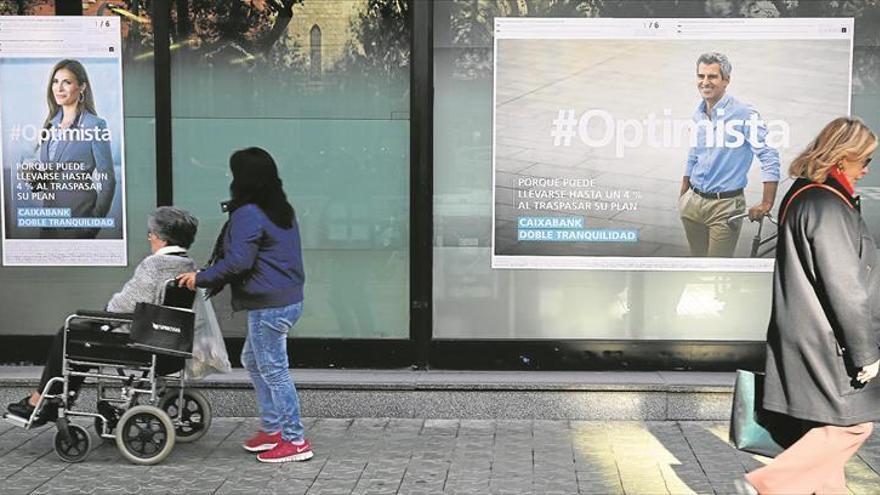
[433,0,880,340]
[309,24,322,79]
[170,1,411,338]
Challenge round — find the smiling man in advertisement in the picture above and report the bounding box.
[678,52,780,258]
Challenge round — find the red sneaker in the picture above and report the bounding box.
[242,430,281,453]
[257,439,314,463]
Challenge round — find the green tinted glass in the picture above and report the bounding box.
[169,1,411,338]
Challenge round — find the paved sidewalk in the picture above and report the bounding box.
[1,418,879,494]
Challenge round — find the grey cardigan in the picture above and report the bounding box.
[106,248,196,313]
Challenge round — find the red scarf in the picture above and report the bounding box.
[827,166,855,197]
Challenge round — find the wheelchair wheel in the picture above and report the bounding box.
[159,388,212,443]
[54,423,91,463]
[115,405,176,465]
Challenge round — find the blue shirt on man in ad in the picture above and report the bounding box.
[685,93,781,194]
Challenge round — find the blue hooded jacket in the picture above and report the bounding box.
[196,204,304,311]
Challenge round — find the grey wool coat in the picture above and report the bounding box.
[763,176,880,426]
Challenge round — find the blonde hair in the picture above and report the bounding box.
[789,117,877,182]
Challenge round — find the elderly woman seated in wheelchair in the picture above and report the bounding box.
[3,206,212,464]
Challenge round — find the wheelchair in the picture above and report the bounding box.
[2,279,212,465]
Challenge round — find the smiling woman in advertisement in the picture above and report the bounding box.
[34,58,116,239]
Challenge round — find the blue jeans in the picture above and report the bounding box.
[241,302,305,442]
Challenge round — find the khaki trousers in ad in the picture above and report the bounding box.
[745,422,874,495]
[678,189,746,257]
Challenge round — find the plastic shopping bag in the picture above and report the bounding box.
[185,290,232,380]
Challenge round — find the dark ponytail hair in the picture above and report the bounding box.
[204,148,295,290]
[228,147,295,228]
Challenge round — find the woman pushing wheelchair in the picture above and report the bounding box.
[177,147,313,463]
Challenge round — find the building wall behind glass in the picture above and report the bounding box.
[432,0,880,340]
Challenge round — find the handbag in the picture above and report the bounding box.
[729,369,804,457]
[129,302,195,358]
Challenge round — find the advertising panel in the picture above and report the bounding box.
[492,18,853,271]
[0,16,126,266]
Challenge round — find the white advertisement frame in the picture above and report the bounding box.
[491,17,853,272]
[0,16,127,266]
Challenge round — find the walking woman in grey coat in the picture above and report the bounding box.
[742,118,880,494]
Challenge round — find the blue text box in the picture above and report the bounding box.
[517,216,584,229]
[517,228,639,242]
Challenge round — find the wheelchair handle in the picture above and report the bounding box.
[727,211,776,226]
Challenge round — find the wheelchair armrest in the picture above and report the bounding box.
[71,310,135,321]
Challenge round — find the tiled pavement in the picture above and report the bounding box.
[1,418,879,494]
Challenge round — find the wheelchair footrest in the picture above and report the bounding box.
[2,412,30,428]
